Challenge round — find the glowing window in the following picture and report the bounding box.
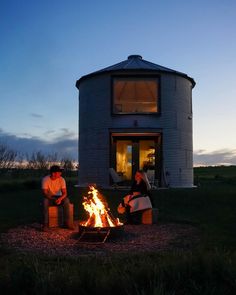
[113,77,159,114]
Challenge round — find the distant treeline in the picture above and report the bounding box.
[0,142,78,172]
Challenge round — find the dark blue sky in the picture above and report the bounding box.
[1,0,236,165]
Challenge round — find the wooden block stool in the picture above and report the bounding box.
[67,203,74,228]
[48,206,63,228]
[142,208,158,224]
[48,203,74,228]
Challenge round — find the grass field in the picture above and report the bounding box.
[0,166,236,294]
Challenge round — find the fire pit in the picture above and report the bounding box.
[78,225,124,243]
[78,186,124,243]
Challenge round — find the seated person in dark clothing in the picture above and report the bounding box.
[117,170,152,224]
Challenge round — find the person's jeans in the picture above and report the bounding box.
[43,197,71,227]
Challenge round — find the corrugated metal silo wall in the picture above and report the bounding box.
[78,72,193,187]
[78,75,111,187]
[161,74,193,187]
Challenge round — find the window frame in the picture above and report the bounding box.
[111,74,161,115]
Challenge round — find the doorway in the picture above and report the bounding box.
[111,133,162,185]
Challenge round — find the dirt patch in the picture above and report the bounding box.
[1,222,200,257]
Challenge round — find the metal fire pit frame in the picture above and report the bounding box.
[78,224,124,244]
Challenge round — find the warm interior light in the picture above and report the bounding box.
[80,186,123,227]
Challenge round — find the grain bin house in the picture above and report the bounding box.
[76,55,195,188]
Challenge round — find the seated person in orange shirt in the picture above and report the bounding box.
[41,165,74,231]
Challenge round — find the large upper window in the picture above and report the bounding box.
[113,77,159,114]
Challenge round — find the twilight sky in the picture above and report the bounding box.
[0,0,236,165]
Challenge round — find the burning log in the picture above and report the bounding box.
[80,185,122,228]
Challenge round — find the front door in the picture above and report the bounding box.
[111,134,162,185]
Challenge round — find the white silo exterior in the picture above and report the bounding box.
[76,55,195,188]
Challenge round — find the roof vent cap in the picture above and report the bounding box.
[128,55,142,60]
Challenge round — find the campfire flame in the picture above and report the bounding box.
[81,186,123,228]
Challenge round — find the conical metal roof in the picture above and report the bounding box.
[76,55,195,88]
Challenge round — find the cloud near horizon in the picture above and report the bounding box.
[193,149,236,166]
[0,129,78,160]
[30,113,43,118]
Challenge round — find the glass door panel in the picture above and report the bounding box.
[111,135,161,185]
[116,140,132,180]
[139,140,155,171]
